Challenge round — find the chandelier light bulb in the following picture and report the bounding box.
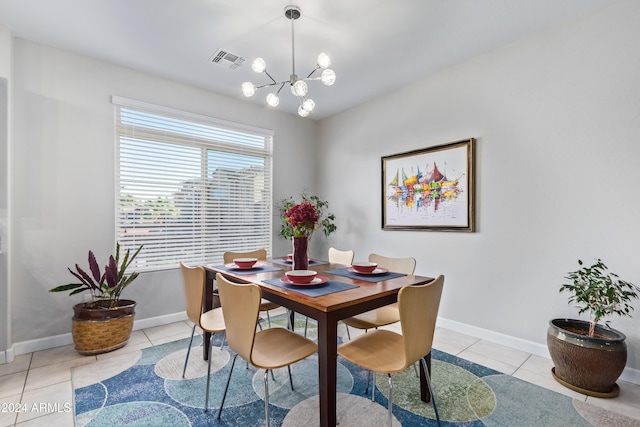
[266,93,280,107]
[298,105,311,117]
[291,80,308,97]
[252,58,267,73]
[321,69,336,86]
[302,98,315,112]
[241,82,256,97]
[317,52,331,69]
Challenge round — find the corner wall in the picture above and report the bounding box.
[317,0,640,382]
[0,25,11,363]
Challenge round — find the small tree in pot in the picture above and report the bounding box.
[50,243,144,355]
[548,258,639,397]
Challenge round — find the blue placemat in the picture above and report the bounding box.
[268,258,329,267]
[262,278,358,297]
[209,263,282,275]
[323,267,406,283]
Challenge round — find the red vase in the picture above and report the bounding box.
[292,237,309,270]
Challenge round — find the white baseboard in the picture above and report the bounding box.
[437,316,639,386]
[6,311,188,360]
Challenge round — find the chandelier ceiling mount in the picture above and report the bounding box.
[241,4,336,117]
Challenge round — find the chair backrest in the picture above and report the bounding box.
[368,253,416,274]
[223,249,267,264]
[399,275,445,367]
[216,273,261,363]
[328,247,354,265]
[179,262,206,326]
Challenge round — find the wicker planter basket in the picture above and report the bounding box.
[72,299,136,355]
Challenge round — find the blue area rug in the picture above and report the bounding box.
[71,317,638,426]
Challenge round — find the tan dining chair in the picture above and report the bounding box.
[215,273,318,426]
[342,253,416,339]
[223,249,280,328]
[179,262,226,412]
[328,247,355,265]
[338,275,445,427]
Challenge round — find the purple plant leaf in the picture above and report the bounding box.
[74,265,99,291]
[88,251,101,283]
[105,255,118,289]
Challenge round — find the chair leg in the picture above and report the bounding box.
[304,317,309,337]
[266,310,272,328]
[217,353,239,419]
[287,365,294,390]
[220,333,226,349]
[182,324,197,378]
[420,358,441,427]
[371,371,376,401]
[204,332,215,412]
[365,370,371,396]
[387,373,393,427]
[264,369,271,427]
[346,324,351,340]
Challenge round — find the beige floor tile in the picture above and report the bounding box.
[0,393,21,427]
[463,339,530,367]
[24,356,95,392]
[15,381,73,424]
[95,340,152,362]
[0,354,32,378]
[143,321,193,343]
[456,349,519,375]
[518,353,554,375]
[432,327,480,355]
[127,329,153,346]
[30,344,92,369]
[0,371,27,399]
[14,409,74,427]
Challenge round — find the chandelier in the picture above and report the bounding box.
[241,5,336,117]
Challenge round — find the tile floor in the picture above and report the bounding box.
[1,310,639,426]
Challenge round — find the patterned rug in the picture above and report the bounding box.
[71,316,638,426]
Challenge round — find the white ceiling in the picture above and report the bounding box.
[0,0,618,119]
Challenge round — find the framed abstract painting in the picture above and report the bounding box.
[381,138,475,232]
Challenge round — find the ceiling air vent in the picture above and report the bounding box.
[209,49,245,70]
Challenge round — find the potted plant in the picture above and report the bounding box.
[49,242,143,355]
[547,258,640,397]
[278,192,336,240]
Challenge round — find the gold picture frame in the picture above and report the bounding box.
[382,138,475,232]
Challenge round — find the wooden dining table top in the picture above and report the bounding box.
[206,259,434,319]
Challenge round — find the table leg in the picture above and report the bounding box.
[419,351,432,403]
[203,273,215,361]
[316,312,337,427]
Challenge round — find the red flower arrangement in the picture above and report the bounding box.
[284,202,319,238]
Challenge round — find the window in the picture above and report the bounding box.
[113,97,273,272]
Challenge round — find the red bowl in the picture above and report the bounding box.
[285,270,317,284]
[352,262,378,273]
[233,257,258,268]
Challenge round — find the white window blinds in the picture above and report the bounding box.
[113,97,273,272]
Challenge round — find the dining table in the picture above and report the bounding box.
[203,258,435,427]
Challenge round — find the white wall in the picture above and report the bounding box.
[7,38,317,353]
[317,0,640,382]
[0,25,11,363]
